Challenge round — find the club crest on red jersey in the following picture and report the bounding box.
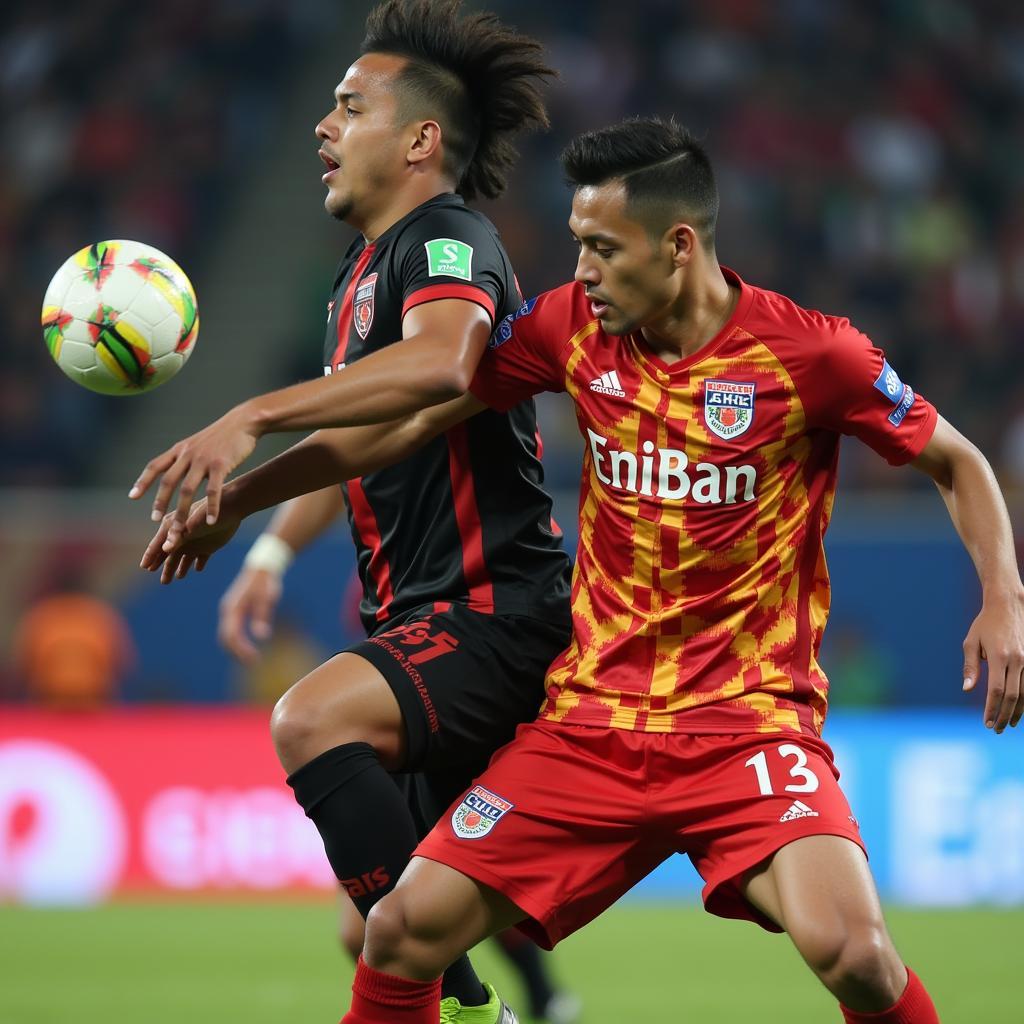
[451,785,514,840]
[353,273,377,340]
[704,379,756,440]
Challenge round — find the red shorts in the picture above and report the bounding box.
[414,721,864,949]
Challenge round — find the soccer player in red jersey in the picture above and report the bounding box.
[145,117,1023,1023]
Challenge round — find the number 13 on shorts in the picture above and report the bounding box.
[744,744,820,796]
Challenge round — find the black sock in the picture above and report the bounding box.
[287,743,487,1007]
[495,928,556,1016]
[439,953,488,1007]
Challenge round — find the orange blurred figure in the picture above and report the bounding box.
[14,592,135,707]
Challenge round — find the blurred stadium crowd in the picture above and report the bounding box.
[2,1,1022,708]
[5,0,1024,490]
[0,0,324,485]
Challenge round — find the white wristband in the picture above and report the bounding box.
[243,533,295,576]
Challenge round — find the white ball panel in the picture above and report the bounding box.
[59,339,98,372]
[121,281,174,332]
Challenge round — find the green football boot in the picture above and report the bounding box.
[439,982,518,1024]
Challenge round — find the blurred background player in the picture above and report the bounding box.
[132,1,576,1021]
[220,491,581,1024]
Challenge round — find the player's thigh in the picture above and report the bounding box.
[351,604,570,775]
[271,651,405,771]
[415,721,671,950]
[741,833,885,938]
[676,733,866,932]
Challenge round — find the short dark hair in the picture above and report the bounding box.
[361,0,555,201]
[561,117,719,250]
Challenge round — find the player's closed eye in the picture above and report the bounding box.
[346,106,360,117]
[571,237,614,260]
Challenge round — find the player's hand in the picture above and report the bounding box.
[217,566,284,664]
[140,500,241,585]
[129,405,260,527]
[962,588,1024,733]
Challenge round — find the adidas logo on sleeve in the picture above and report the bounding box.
[779,800,819,822]
[590,370,626,398]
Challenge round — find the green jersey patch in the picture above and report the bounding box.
[424,238,474,281]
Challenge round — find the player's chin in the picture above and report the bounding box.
[600,314,634,337]
[324,191,353,222]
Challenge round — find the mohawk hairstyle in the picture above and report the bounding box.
[561,117,719,249]
[361,0,555,201]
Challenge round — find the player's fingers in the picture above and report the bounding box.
[962,635,981,693]
[160,550,185,585]
[982,650,1007,730]
[176,555,196,580]
[203,465,227,525]
[994,657,1022,733]
[130,449,176,502]
[250,589,279,640]
[185,501,209,533]
[151,458,187,522]
[1009,663,1024,729]
[196,555,210,572]
[218,602,259,663]
[141,521,172,569]
[173,466,208,527]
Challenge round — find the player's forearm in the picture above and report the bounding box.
[221,396,482,523]
[241,338,466,437]
[221,426,399,521]
[264,487,346,553]
[934,444,1023,598]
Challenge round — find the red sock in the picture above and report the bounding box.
[841,968,939,1023]
[340,956,442,1023]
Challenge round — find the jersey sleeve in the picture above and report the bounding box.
[397,206,509,325]
[470,288,571,412]
[798,316,937,465]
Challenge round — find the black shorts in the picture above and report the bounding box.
[346,601,570,778]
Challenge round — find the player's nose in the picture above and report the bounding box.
[574,253,599,286]
[314,115,335,142]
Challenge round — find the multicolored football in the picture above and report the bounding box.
[41,239,199,395]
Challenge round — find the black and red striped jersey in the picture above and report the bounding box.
[323,193,570,634]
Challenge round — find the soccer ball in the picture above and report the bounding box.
[41,239,199,395]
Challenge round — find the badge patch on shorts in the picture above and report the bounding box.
[425,238,473,280]
[704,379,756,440]
[451,785,514,840]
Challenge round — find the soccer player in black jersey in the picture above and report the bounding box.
[134,3,571,1022]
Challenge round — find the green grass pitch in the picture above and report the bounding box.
[0,902,1015,1022]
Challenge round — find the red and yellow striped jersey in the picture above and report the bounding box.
[470,268,937,736]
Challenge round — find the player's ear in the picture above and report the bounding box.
[667,223,698,268]
[407,119,442,166]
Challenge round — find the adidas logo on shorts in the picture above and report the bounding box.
[779,800,819,822]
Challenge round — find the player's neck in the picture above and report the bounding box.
[357,181,457,243]
[640,265,737,362]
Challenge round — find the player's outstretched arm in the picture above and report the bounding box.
[130,300,492,527]
[141,394,486,582]
[912,414,1024,732]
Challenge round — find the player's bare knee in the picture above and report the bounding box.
[829,926,900,992]
[270,687,320,768]
[364,893,452,978]
[801,922,900,999]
